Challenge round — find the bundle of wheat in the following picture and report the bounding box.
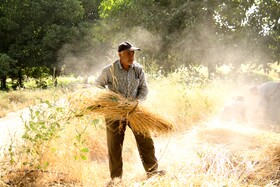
[69,88,173,136]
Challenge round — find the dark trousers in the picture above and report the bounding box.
[106,120,158,179]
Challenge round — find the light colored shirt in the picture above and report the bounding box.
[258,81,280,109]
[256,81,280,123]
[94,60,148,100]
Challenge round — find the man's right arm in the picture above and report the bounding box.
[94,68,108,88]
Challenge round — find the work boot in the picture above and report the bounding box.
[147,170,166,178]
[105,178,121,187]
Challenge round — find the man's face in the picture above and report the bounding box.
[119,50,135,66]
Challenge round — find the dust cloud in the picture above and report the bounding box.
[57,42,114,83]
[57,22,277,130]
[57,26,163,80]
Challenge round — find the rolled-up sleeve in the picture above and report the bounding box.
[94,68,109,88]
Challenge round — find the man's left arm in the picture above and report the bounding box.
[136,69,148,101]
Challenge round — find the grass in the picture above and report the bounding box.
[0,64,279,186]
[0,89,66,118]
[3,122,279,186]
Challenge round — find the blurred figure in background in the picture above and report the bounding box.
[220,96,247,123]
[249,81,280,127]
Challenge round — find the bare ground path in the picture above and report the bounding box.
[0,108,29,158]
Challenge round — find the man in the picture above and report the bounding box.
[249,81,280,126]
[220,96,247,123]
[94,41,165,182]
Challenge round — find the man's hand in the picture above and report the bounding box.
[127,99,139,114]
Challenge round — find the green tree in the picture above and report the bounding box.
[99,0,222,71]
[98,0,279,73]
[214,0,279,69]
[0,0,102,88]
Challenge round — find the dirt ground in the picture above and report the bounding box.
[0,108,29,158]
[1,108,279,186]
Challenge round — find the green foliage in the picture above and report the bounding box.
[15,97,99,170]
[20,100,68,169]
[216,0,280,62]
[80,0,102,21]
[0,53,17,76]
[56,75,84,87]
[74,125,91,161]
[1,0,279,87]
[98,0,279,73]
[100,0,124,18]
[24,66,50,79]
[0,0,100,88]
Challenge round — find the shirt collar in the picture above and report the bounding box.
[116,60,135,70]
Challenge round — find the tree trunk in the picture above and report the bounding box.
[18,69,24,88]
[52,67,57,87]
[0,76,8,91]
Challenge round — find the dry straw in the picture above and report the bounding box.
[68,88,173,136]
